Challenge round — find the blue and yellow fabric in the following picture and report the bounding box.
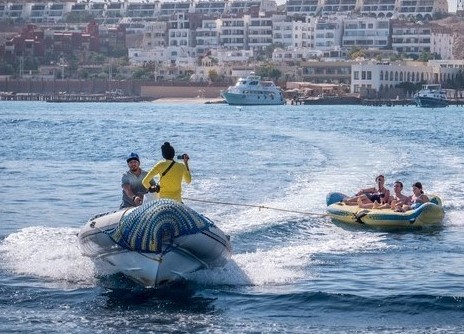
[109,199,213,253]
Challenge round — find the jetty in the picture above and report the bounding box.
[0,92,151,102]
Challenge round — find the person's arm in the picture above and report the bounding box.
[356,187,375,196]
[142,163,161,189]
[182,154,191,184]
[122,183,142,206]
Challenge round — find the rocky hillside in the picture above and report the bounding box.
[435,16,464,60]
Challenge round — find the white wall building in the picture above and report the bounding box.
[342,16,390,49]
[272,47,322,62]
[392,20,454,59]
[272,17,314,48]
[351,60,464,94]
[359,0,396,18]
[212,48,254,65]
[248,15,275,51]
[314,16,344,50]
[142,21,167,49]
[195,19,222,56]
[219,15,249,50]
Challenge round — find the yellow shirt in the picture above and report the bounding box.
[142,160,191,202]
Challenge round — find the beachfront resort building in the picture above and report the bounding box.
[342,16,390,49]
[351,60,464,95]
[391,20,454,59]
[272,17,315,49]
[0,1,450,24]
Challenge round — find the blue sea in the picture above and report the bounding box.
[0,101,463,333]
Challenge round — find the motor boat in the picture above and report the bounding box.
[221,72,285,105]
[326,192,444,228]
[414,84,448,108]
[78,199,232,287]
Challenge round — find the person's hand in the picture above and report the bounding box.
[183,153,189,162]
[134,196,143,206]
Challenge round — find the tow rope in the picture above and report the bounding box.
[183,197,329,218]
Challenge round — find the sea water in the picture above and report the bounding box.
[0,101,463,333]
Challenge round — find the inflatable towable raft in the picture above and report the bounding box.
[326,192,444,228]
[78,199,232,287]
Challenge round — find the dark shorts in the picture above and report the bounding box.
[366,193,382,203]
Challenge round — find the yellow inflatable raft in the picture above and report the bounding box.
[326,192,444,228]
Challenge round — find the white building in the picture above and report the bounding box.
[219,15,249,50]
[286,0,320,17]
[351,60,464,94]
[212,48,254,65]
[359,0,396,18]
[314,16,344,50]
[195,19,221,56]
[142,21,168,49]
[248,15,275,51]
[392,20,454,59]
[396,0,448,21]
[321,0,358,15]
[128,47,168,66]
[272,47,322,62]
[342,16,390,49]
[272,17,314,48]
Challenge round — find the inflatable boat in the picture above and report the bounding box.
[326,192,444,228]
[78,199,232,287]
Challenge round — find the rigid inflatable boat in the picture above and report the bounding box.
[78,199,232,287]
[326,192,444,228]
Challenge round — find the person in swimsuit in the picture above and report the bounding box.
[396,181,429,212]
[388,181,412,210]
[343,174,390,207]
[359,180,409,209]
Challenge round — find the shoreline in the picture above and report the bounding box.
[150,97,226,104]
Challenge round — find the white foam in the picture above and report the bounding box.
[0,226,96,287]
[189,226,390,286]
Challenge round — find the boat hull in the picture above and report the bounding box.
[78,200,232,287]
[326,192,444,228]
[415,96,448,108]
[222,91,285,105]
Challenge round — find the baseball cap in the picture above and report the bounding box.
[126,152,140,163]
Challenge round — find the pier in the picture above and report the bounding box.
[0,92,151,102]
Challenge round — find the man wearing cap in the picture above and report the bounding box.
[120,153,153,209]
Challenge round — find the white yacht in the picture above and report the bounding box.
[414,84,448,108]
[221,73,285,106]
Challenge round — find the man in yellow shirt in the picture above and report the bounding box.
[142,142,191,202]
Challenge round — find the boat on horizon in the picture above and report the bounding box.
[77,199,232,288]
[414,84,448,108]
[221,72,285,105]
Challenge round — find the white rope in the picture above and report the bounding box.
[183,197,329,218]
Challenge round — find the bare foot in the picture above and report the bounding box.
[372,201,380,209]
